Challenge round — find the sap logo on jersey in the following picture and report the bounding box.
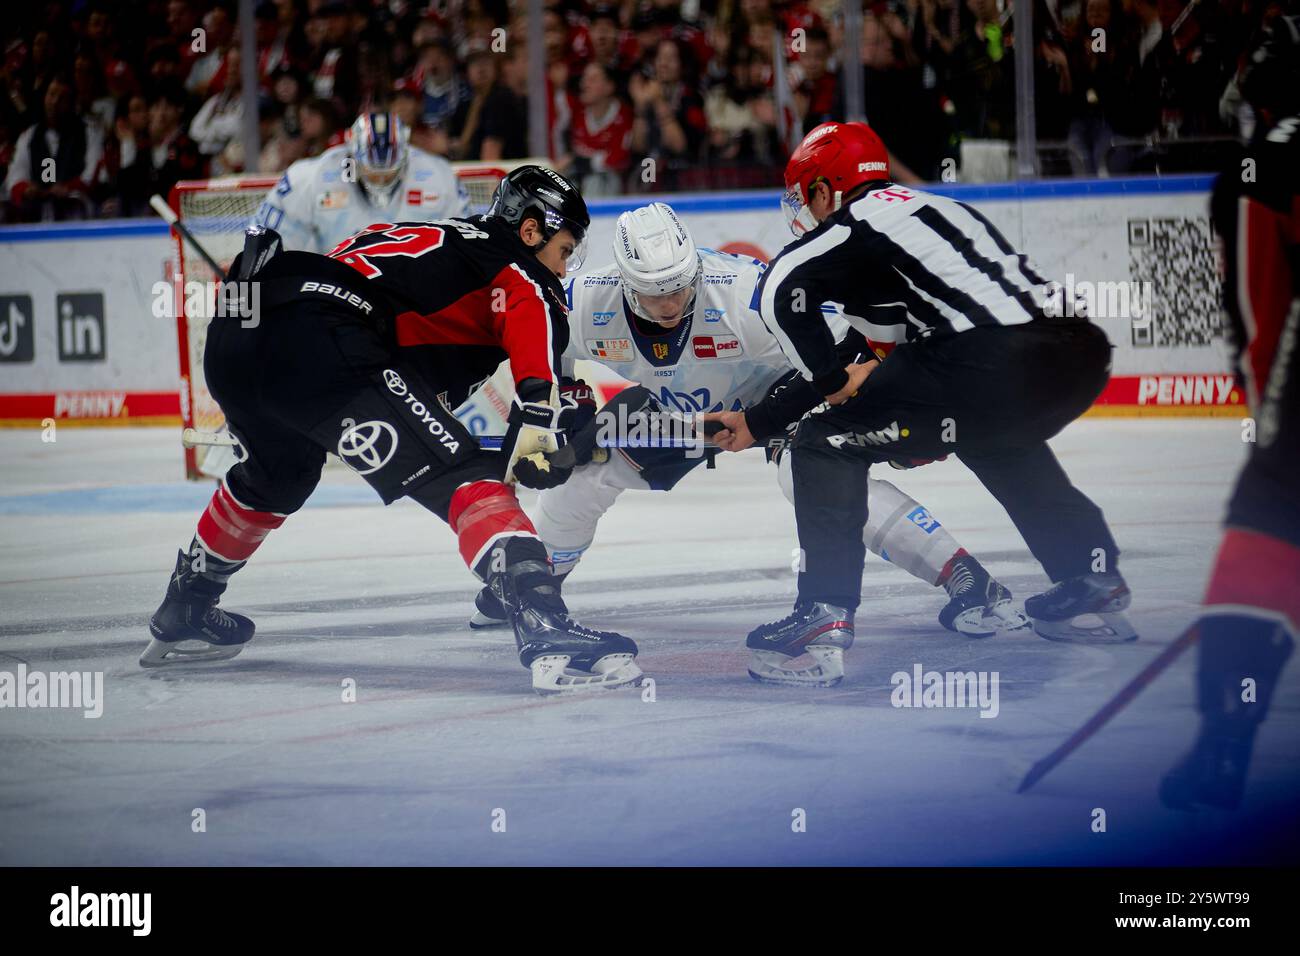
[338,420,398,474]
[703,308,724,323]
[826,422,906,448]
[692,335,742,359]
[589,338,634,361]
[592,311,615,326]
[299,282,374,314]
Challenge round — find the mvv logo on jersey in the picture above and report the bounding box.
[827,421,908,448]
[692,335,741,359]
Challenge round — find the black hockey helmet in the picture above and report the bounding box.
[486,164,590,270]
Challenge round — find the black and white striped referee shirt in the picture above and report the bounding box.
[757,182,1053,398]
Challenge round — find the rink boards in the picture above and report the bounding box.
[0,174,1240,432]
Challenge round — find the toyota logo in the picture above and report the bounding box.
[383,369,407,395]
[337,420,398,474]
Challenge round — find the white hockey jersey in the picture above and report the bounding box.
[252,144,469,253]
[563,248,847,414]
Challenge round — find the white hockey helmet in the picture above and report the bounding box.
[348,111,410,204]
[613,202,701,324]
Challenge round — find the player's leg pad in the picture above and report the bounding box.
[141,549,255,667]
[746,602,854,687]
[1025,572,1136,644]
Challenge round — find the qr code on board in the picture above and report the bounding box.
[1127,217,1223,347]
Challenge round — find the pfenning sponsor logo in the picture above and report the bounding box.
[50,886,150,936]
[399,391,462,454]
[300,281,374,314]
[827,421,906,447]
[0,665,103,718]
[891,664,999,718]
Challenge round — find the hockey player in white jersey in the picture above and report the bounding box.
[253,111,468,253]
[470,201,1028,638]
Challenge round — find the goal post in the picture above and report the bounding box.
[166,160,540,479]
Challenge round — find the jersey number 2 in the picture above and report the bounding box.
[327,224,445,278]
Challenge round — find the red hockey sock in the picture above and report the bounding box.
[935,548,970,588]
[195,482,287,562]
[1203,528,1300,632]
[447,480,538,571]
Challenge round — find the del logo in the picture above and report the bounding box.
[703,308,723,323]
[692,335,742,359]
[318,190,349,209]
[593,310,615,326]
[652,342,669,360]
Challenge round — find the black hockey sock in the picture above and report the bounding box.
[175,536,246,600]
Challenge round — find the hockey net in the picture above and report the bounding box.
[168,161,525,479]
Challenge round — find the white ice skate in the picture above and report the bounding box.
[746,602,854,687]
[1026,572,1137,643]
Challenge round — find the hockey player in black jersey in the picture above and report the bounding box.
[1160,17,1299,810]
[707,121,1132,686]
[143,165,642,694]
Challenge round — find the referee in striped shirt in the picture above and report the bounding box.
[708,122,1133,683]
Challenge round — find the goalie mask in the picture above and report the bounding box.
[348,112,410,205]
[613,202,701,326]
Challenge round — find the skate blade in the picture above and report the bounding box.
[468,611,510,630]
[987,599,1030,633]
[748,646,844,687]
[952,606,997,638]
[530,653,643,695]
[139,637,246,668]
[1033,612,1137,644]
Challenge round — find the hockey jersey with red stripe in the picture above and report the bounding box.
[323,215,570,402]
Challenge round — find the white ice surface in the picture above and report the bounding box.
[1,421,1297,865]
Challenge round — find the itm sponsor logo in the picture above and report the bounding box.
[49,886,150,936]
[1042,273,1154,321]
[0,665,103,718]
[891,664,999,718]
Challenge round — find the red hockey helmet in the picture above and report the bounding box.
[782,122,890,236]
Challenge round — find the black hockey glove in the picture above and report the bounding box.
[559,378,598,455]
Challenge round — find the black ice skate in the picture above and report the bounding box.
[1159,618,1293,811]
[488,560,641,694]
[746,602,854,687]
[141,550,255,667]
[938,555,1029,638]
[1025,571,1136,643]
[1159,730,1257,811]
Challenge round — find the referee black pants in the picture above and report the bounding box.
[790,320,1119,611]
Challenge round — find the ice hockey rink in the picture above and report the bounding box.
[2,418,1297,866]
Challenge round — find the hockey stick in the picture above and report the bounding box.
[150,193,228,280]
[181,428,718,452]
[1016,624,1200,793]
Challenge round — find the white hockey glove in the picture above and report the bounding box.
[503,396,571,489]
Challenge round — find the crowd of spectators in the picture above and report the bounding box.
[0,0,1287,221]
